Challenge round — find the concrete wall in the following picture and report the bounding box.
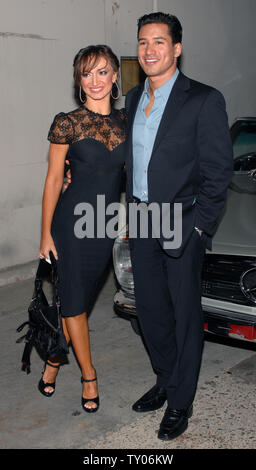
[158,0,256,122]
[0,0,106,269]
[0,0,255,269]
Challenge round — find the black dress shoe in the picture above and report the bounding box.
[132,385,167,412]
[158,404,193,440]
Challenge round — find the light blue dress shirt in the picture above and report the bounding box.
[132,68,179,201]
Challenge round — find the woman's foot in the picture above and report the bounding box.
[81,368,99,412]
[38,360,60,397]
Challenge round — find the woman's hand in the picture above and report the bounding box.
[40,143,69,261]
[39,233,58,260]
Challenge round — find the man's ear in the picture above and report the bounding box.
[174,42,182,59]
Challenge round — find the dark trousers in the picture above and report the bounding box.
[129,218,206,409]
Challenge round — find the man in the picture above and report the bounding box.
[125,12,233,440]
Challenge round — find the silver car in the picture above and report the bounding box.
[113,117,256,342]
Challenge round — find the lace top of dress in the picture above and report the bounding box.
[47,106,126,152]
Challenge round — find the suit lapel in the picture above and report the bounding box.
[126,84,144,171]
[125,73,191,197]
[150,72,191,157]
[126,84,143,134]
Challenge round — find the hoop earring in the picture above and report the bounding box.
[111,81,120,100]
[79,86,85,103]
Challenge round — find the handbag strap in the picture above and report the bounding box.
[49,252,61,306]
[34,252,60,306]
[35,251,58,280]
[49,251,58,280]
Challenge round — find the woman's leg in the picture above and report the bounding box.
[62,317,71,345]
[65,312,98,410]
[41,317,71,394]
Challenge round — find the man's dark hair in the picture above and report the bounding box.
[137,12,182,44]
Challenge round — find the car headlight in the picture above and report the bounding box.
[113,232,134,293]
[240,268,256,304]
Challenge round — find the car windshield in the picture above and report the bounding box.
[232,120,256,159]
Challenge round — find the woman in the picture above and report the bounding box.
[39,45,126,412]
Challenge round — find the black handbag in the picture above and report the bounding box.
[17,252,69,373]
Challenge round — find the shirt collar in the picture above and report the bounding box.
[143,68,179,102]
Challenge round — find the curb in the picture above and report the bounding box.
[0,260,38,287]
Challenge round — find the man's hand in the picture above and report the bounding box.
[64,159,71,190]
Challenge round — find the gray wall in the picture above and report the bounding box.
[158,0,256,121]
[0,0,255,269]
[0,0,106,269]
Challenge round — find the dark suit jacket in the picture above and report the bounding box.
[125,71,233,256]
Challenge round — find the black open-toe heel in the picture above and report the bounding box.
[81,376,99,413]
[38,361,60,397]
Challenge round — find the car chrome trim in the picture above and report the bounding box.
[240,267,256,304]
[202,254,256,306]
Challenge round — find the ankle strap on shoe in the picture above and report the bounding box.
[81,376,97,383]
[46,361,60,369]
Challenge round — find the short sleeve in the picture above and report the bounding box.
[47,112,73,144]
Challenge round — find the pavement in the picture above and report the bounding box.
[0,259,256,452]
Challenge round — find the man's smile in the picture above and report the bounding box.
[144,58,159,64]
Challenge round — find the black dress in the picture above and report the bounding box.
[47,105,126,317]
